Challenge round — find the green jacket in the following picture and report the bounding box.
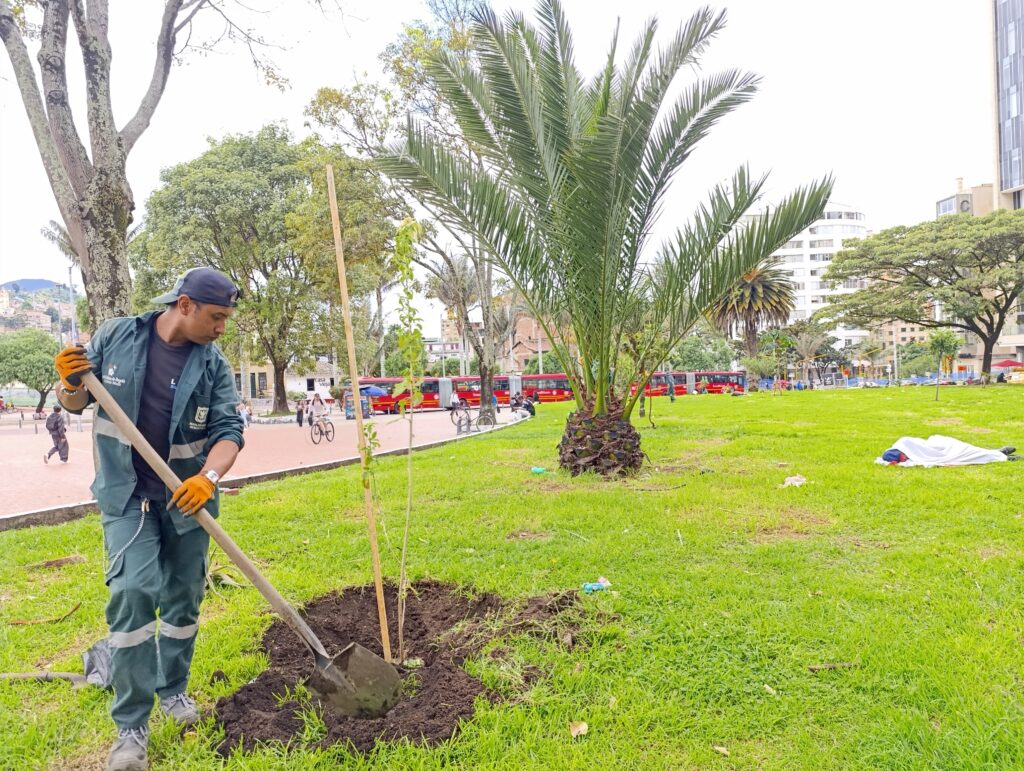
[69,311,244,533]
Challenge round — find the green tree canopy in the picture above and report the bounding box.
[670,322,735,371]
[0,328,59,410]
[928,328,962,399]
[130,126,396,412]
[824,210,1024,374]
[377,0,831,474]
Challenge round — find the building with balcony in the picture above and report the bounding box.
[767,202,871,347]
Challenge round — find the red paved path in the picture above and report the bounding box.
[0,409,513,518]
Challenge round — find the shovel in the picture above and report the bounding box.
[79,371,401,717]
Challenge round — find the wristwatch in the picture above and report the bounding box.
[203,469,221,485]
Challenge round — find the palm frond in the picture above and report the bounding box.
[375,1,833,421]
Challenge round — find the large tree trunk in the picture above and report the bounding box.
[79,185,134,322]
[981,336,996,376]
[558,396,643,476]
[35,387,51,413]
[272,363,289,414]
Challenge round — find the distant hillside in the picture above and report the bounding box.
[1,279,58,293]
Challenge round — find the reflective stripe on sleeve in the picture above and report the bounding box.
[168,439,206,461]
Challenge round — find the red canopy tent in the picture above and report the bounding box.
[992,359,1024,368]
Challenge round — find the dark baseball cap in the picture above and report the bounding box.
[152,267,241,307]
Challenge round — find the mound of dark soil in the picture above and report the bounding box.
[215,580,577,754]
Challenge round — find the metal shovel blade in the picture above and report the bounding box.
[307,642,402,717]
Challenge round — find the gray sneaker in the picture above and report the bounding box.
[107,726,148,771]
[159,692,200,726]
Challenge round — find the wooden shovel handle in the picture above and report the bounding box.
[79,371,330,661]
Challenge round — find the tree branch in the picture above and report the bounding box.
[87,0,110,39]
[38,0,92,198]
[120,0,187,154]
[0,0,81,231]
[68,0,118,168]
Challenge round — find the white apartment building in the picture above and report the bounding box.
[769,202,870,347]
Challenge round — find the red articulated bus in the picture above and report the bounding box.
[522,373,574,402]
[450,375,514,406]
[362,377,442,413]
[627,372,676,397]
[674,371,746,394]
[358,377,402,413]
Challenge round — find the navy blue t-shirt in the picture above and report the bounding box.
[133,323,193,498]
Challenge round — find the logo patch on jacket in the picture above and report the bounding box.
[103,364,126,388]
[191,406,209,429]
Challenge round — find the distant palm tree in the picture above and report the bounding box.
[713,260,796,358]
[378,0,831,474]
[42,219,143,266]
[792,328,829,383]
[40,220,78,263]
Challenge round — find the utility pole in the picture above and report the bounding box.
[440,314,447,377]
[67,266,78,343]
[892,324,899,383]
[55,291,64,346]
[534,319,544,374]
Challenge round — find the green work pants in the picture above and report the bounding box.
[102,495,209,729]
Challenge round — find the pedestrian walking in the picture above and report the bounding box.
[296,397,306,428]
[43,404,69,463]
[53,267,244,771]
[236,401,250,429]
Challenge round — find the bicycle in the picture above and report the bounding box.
[310,415,335,444]
[448,398,470,425]
[454,406,495,433]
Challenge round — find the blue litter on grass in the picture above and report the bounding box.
[581,577,611,594]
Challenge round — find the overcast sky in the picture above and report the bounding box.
[0,1,994,335]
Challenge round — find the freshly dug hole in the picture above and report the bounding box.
[215,580,578,754]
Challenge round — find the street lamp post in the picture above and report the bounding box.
[68,266,78,343]
[533,319,544,374]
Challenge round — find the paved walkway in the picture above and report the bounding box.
[1,409,509,518]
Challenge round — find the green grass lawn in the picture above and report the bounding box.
[2,387,1024,769]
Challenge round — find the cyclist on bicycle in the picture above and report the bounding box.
[310,394,329,424]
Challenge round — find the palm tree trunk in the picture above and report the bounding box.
[744,318,758,357]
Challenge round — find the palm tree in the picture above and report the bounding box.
[712,260,795,358]
[41,220,79,263]
[378,1,831,474]
[788,322,831,384]
[425,254,478,375]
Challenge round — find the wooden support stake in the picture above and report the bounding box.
[325,164,393,663]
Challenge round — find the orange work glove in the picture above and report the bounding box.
[170,473,216,516]
[54,345,91,390]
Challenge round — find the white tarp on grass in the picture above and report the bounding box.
[876,435,1009,467]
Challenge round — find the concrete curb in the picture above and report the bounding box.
[0,417,528,532]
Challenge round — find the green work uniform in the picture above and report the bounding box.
[66,311,243,729]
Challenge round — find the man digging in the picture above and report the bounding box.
[54,268,245,771]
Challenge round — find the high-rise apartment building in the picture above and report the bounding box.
[994,0,1024,208]
[769,202,870,347]
[993,2,1024,359]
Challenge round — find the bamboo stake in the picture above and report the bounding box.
[325,164,392,663]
